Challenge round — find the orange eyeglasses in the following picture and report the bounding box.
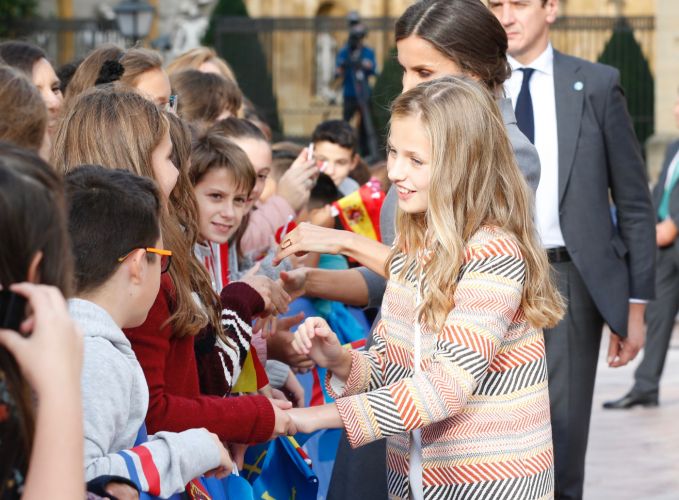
[117,247,173,274]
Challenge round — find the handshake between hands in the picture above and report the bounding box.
[270,317,349,438]
[208,318,348,483]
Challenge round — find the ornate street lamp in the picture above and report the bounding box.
[114,0,155,45]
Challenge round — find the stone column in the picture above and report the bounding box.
[647,0,679,182]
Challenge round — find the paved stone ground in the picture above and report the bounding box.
[584,328,679,499]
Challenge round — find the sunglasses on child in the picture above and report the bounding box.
[117,247,173,274]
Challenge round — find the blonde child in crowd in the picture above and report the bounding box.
[283,77,563,499]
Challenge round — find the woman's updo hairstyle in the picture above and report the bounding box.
[395,0,511,93]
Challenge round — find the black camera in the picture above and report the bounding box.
[0,290,27,333]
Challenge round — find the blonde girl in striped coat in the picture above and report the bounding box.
[286,76,564,500]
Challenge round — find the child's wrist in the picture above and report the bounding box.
[328,348,352,381]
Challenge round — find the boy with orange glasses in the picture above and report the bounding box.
[65,165,232,498]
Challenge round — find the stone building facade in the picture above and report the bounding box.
[39,0,672,172]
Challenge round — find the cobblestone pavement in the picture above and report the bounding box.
[584,328,679,499]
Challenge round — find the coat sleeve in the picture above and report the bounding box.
[602,68,656,300]
[125,279,275,444]
[334,236,524,448]
[82,341,221,497]
[507,121,541,194]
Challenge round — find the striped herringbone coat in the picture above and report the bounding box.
[329,226,554,499]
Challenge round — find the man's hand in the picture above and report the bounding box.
[608,302,646,368]
[656,219,678,247]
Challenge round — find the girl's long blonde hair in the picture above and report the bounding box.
[387,76,564,330]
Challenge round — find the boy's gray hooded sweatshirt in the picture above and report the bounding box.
[70,299,221,497]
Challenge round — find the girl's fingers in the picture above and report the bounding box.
[19,316,35,335]
[0,329,25,355]
[243,262,261,278]
[312,326,332,338]
[292,326,309,353]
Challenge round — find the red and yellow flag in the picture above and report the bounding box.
[332,178,385,242]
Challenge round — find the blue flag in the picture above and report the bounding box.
[243,437,318,500]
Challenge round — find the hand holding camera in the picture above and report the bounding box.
[0,283,83,396]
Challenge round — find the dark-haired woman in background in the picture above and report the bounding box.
[0,42,63,142]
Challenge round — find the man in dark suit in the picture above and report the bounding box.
[604,97,679,409]
[488,1,656,498]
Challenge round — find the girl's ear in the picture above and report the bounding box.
[26,251,44,284]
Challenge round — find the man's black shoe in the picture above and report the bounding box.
[602,392,659,409]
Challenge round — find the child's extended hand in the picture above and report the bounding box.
[278,269,308,301]
[270,398,297,438]
[276,148,318,212]
[286,404,342,434]
[205,432,234,479]
[291,317,350,376]
[239,263,291,317]
[0,283,82,396]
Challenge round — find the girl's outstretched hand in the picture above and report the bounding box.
[287,404,343,434]
[290,317,349,374]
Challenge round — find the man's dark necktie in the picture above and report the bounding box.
[515,67,536,144]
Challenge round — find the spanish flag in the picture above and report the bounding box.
[332,178,385,242]
[231,344,268,394]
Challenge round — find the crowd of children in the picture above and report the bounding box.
[0,37,386,499]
